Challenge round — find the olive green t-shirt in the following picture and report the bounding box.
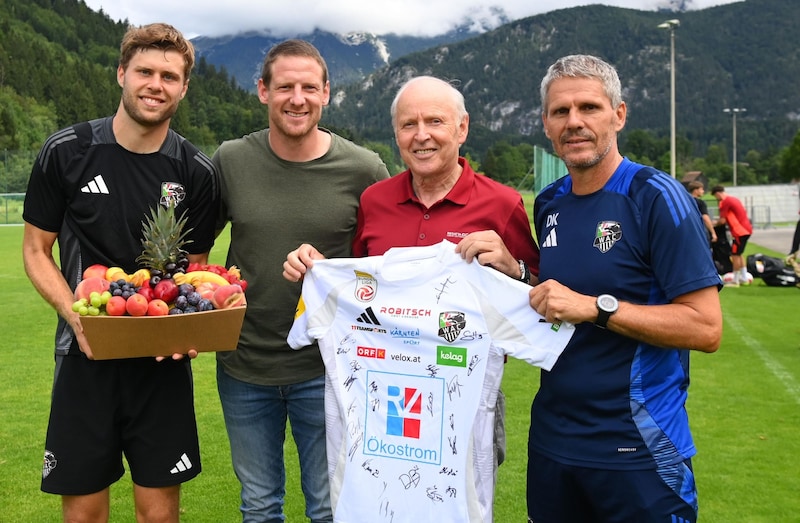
[213,128,390,385]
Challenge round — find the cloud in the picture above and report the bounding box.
[84,0,740,39]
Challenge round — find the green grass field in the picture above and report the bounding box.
[2,222,799,522]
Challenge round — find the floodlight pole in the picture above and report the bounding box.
[658,19,680,178]
[723,107,746,186]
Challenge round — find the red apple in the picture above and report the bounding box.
[153,279,179,304]
[82,263,109,280]
[75,276,111,301]
[212,283,246,310]
[137,286,154,302]
[147,299,170,316]
[106,295,127,316]
[125,293,149,317]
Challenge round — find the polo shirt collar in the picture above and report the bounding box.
[398,157,474,206]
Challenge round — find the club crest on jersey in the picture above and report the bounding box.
[159,182,186,208]
[42,450,57,479]
[593,221,622,253]
[354,270,377,302]
[438,311,466,343]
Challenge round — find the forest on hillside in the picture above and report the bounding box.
[1,0,799,194]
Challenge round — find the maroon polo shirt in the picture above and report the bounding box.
[352,157,539,275]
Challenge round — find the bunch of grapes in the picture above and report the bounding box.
[109,279,139,298]
[169,283,215,315]
[72,290,112,316]
[149,251,190,287]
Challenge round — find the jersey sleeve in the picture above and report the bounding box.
[642,175,721,299]
[23,125,83,232]
[455,259,574,370]
[287,258,362,349]
[286,269,327,349]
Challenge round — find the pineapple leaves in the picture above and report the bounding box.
[136,202,194,271]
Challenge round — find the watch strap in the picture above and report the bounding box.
[595,294,618,329]
[518,259,531,283]
[595,308,612,329]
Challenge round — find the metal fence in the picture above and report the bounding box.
[516,146,567,194]
[748,205,772,229]
[0,193,25,225]
[1,150,37,194]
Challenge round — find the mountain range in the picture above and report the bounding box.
[193,0,800,158]
[191,19,504,92]
[1,0,798,179]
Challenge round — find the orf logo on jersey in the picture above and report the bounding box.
[160,182,186,208]
[593,221,622,253]
[354,270,377,302]
[386,386,422,438]
[438,311,466,343]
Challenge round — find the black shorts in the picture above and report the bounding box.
[731,234,750,255]
[41,354,201,496]
[527,448,697,523]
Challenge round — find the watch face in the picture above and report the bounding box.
[598,294,618,312]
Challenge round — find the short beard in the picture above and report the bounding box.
[121,91,177,127]
[562,142,612,170]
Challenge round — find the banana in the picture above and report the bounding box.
[129,268,151,287]
[177,270,231,287]
[105,266,130,282]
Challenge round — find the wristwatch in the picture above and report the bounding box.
[595,294,619,329]
[517,259,531,284]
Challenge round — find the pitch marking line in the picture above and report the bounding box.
[725,314,800,405]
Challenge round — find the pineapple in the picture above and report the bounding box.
[136,202,193,284]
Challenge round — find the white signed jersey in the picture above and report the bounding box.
[288,241,574,522]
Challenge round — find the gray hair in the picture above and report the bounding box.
[540,55,622,113]
[390,76,468,127]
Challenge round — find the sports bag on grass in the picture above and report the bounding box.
[747,253,799,287]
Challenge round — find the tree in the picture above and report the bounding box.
[0,105,18,150]
[482,141,530,186]
[779,130,800,182]
[621,129,665,165]
[363,141,401,175]
[464,153,480,174]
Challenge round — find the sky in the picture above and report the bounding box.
[83,0,741,39]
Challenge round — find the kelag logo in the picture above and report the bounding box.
[437,346,467,367]
[386,386,421,438]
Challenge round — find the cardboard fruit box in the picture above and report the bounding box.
[80,306,246,360]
